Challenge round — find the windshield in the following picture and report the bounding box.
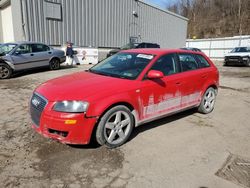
[231,47,250,53]
[89,52,154,80]
[0,43,17,55]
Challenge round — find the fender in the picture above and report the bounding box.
[0,58,15,70]
[85,92,140,125]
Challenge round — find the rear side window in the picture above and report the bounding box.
[32,44,50,53]
[151,54,178,76]
[195,55,210,68]
[178,54,198,72]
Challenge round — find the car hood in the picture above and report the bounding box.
[35,71,136,101]
[225,52,250,57]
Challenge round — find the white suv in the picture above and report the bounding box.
[224,47,250,66]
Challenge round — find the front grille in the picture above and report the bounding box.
[30,93,48,127]
[227,56,241,61]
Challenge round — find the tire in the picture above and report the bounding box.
[245,58,250,67]
[0,63,12,79]
[198,87,216,114]
[95,105,134,148]
[49,58,60,70]
[223,61,228,66]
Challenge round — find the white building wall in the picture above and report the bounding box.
[0,5,14,42]
[186,36,250,60]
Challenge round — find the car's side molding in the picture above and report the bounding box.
[137,104,198,126]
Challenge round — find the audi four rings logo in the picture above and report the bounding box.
[32,97,40,107]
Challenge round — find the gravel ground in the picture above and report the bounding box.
[0,62,249,188]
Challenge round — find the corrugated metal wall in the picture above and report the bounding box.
[20,0,187,48]
[186,35,250,60]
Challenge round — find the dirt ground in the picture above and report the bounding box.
[0,62,250,188]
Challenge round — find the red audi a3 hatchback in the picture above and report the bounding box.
[30,49,219,148]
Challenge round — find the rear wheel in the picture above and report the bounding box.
[198,87,216,114]
[0,63,12,79]
[49,58,60,70]
[223,61,228,66]
[95,105,134,148]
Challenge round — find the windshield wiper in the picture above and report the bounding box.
[88,69,130,79]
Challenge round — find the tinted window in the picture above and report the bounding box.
[179,54,199,72]
[151,54,178,76]
[147,43,160,48]
[231,47,250,53]
[32,44,50,53]
[195,55,210,68]
[136,43,146,48]
[16,44,32,54]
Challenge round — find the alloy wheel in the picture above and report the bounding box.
[0,65,10,79]
[104,111,132,145]
[203,89,215,112]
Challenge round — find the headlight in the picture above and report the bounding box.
[53,101,89,113]
[242,57,249,61]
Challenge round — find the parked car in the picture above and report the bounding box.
[224,47,250,66]
[30,49,219,148]
[180,47,202,52]
[106,42,160,57]
[0,42,66,79]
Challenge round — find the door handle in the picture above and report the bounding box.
[176,82,181,85]
[30,54,34,56]
[48,52,52,54]
[202,74,208,78]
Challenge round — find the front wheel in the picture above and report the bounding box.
[49,58,60,70]
[198,87,216,114]
[0,63,12,79]
[95,105,134,148]
[245,58,250,67]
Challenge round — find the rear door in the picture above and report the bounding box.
[30,44,52,67]
[176,53,203,108]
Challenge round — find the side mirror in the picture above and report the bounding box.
[14,51,21,55]
[147,70,164,79]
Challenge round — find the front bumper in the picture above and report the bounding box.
[224,57,248,65]
[31,100,97,145]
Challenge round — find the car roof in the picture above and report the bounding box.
[121,48,204,56]
[3,41,47,45]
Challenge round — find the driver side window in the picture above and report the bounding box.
[151,54,178,76]
[16,44,32,54]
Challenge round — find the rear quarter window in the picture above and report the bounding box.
[195,54,211,68]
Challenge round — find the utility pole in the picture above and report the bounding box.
[238,0,242,35]
[238,0,242,46]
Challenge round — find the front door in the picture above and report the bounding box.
[138,53,183,122]
[11,44,38,70]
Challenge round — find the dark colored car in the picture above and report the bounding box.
[224,47,250,66]
[180,47,202,52]
[30,48,219,148]
[107,42,160,57]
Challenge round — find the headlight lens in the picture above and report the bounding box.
[53,101,89,113]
